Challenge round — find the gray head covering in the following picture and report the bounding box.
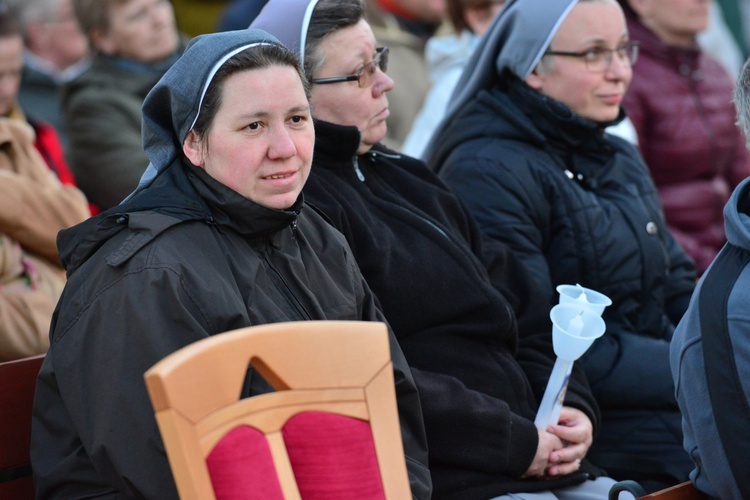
[427,0,577,161]
[250,0,319,64]
[125,29,281,201]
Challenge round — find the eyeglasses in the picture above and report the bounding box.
[545,41,639,73]
[311,47,389,88]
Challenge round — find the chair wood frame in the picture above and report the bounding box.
[639,481,707,500]
[144,320,411,500]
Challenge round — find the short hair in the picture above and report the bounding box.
[191,43,309,150]
[7,0,63,38]
[305,0,364,82]
[71,0,129,40]
[735,58,750,149]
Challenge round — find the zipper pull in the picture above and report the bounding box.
[352,156,365,181]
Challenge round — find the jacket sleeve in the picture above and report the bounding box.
[64,88,150,210]
[0,122,90,264]
[0,237,59,359]
[32,268,213,499]
[356,265,433,499]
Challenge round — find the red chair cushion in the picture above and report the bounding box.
[206,425,285,500]
[282,411,385,499]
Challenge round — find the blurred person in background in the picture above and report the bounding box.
[402,0,505,158]
[8,0,89,149]
[0,10,89,361]
[619,0,750,275]
[64,0,183,210]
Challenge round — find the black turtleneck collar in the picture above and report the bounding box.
[313,119,362,161]
[507,77,624,151]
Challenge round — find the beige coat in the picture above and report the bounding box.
[0,118,89,360]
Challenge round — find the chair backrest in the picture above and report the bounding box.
[144,320,411,500]
[0,354,45,499]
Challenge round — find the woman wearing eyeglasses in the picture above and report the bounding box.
[617,0,750,276]
[429,0,696,492]
[252,1,625,498]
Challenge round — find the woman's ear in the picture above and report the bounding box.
[182,130,205,167]
[525,67,544,91]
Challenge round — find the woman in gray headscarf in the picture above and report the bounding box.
[429,0,696,491]
[30,28,430,498]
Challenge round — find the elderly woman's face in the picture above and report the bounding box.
[182,65,314,211]
[95,0,179,63]
[310,19,394,155]
[526,0,632,123]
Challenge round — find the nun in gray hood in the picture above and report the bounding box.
[430,0,696,491]
[31,28,430,499]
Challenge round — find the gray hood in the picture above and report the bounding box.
[725,177,750,252]
[250,0,320,63]
[426,0,577,163]
[126,29,282,201]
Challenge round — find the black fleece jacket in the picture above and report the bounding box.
[303,119,602,500]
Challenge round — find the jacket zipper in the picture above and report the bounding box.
[260,242,312,320]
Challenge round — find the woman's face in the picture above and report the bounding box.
[630,0,708,47]
[94,0,179,63]
[183,65,314,211]
[310,19,394,155]
[525,0,632,123]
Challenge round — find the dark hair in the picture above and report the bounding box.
[0,12,22,38]
[191,43,310,147]
[305,0,364,81]
[447,0,504,34]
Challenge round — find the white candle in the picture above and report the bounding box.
[567,313,584,336]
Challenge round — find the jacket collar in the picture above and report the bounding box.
[313,119,362,162]
[626,15,700,74]
[507,77,621,150]
[187,162,302,238]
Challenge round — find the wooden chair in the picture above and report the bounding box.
[0,354,45,499]
[610,480,707,500]
[144,320,411,500]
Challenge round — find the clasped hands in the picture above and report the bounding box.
[523,406,593,479]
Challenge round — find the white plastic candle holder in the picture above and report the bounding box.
[534,303,607,431]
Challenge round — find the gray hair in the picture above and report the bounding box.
[6,0,64,39]
[735,58,750,149]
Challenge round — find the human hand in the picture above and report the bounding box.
[545,406,593,476]
[522,428,564,479]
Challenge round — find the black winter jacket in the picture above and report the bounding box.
[31,160,431,499]
[304,119,602,499]
[431,80,696,481]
